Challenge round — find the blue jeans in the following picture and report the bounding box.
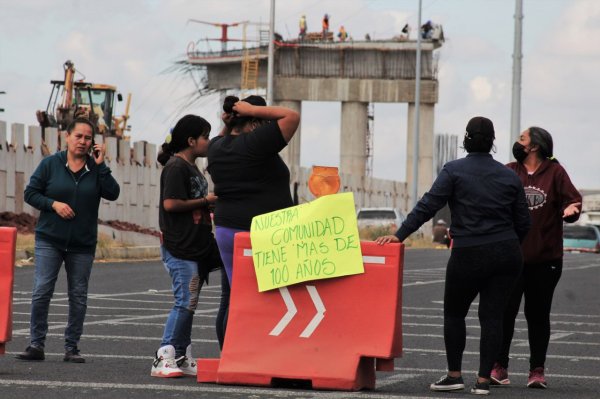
[160,246,203,357]
[30,238,95,351]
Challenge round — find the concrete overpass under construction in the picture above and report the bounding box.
[184,39,443,201]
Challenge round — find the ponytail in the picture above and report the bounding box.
[528,126,559,164]
[157,142,173,166]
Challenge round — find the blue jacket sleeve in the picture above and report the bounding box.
[24,159,55,212]
[97,162,120,201]
[395,167,453,242]
[513,183,532,242]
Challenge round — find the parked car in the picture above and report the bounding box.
[563,224,600,253]
[356,207,405,234]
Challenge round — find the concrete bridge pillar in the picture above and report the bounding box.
[276,100,302,170]
[406,103,435,201]
[340,101,368,177]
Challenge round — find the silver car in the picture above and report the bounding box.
[356,207,405,233]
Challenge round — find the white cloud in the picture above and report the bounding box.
[550,1,600,57]
[469,76,493,102]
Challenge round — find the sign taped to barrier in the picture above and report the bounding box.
[250,192,364,292]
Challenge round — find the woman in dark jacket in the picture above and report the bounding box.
[17,117,120,363]
[376,116,531,395]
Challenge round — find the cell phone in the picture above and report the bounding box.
[90,138,100,158]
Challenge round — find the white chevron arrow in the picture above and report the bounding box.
[269,285,326,338]
[269,287,297,336]
[299,285,326,338]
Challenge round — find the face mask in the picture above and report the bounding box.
[512,142,528,163]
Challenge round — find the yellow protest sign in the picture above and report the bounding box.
[250,192,364,292]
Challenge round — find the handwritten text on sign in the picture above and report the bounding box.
[250,192,364,292]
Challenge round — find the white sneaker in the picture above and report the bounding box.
[176,345,197,377]
[151,345,183,378]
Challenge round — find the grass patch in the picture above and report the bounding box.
[358,225,397,241]
[16,232,125,252]
[358,226,440,249]
[16,234,35,252]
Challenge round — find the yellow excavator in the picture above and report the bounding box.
[36,60,131,138]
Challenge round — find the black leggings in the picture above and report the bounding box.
[215,267,230,350]
[444,239,523,378]
[497,258,562,370]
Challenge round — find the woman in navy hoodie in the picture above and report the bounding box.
[16,117,120,363]
[376,116,531,395]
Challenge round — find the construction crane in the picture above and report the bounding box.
[187,20,252,51]
[186,19,268,97]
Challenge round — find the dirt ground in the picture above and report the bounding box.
[0,212,159,237]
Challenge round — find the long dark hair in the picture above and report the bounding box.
[157,115,211,166]
[528,126,558,163]
[222,95,267,132]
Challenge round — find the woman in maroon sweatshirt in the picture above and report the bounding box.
[491,126,582,389]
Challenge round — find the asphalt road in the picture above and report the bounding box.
[1,249,598,398]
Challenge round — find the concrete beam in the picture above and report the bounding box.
[274,77,438,104]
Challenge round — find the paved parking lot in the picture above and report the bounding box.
[1,249,598,398]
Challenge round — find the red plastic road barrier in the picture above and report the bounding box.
[198,232,404,390]
[0,227,17,355]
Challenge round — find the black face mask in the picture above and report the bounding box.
[512,142,528,163]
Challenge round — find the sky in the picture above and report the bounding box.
[1,0,599,189]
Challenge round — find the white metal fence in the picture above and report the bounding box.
[1,120,408,231]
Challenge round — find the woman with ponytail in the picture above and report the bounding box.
[151,115,223,378]
[491,127,582,389]
[207,95,299,283]
[207,95,299,346]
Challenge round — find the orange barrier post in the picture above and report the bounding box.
[198,232,404,390]
[0,227,17,355]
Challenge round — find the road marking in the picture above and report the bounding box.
[550,332,574,340]
[403,279,445,287]
[394,367,600,381]
[402,322,600,336]
[12,309,218,334]
[376,373,421,387]
[405,348,600,361]
[515,332,581,346]
[565,263,600,271]
[11,331,219,343]
[7,351,152,360]
[300,285,326,338]
[404,305,600,319]
[401,313,600,327]
[0,379,441,398]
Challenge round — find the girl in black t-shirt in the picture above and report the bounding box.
[151,115,222,378]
